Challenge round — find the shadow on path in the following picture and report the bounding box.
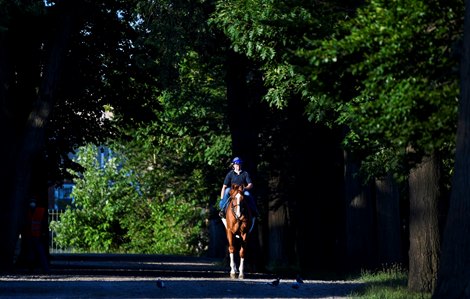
[0,254,363,298]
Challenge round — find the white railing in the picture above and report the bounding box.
[48,209,67,253]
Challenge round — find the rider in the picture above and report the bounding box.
[219,157,258,218]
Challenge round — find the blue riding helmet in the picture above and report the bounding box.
[232,157,242,165]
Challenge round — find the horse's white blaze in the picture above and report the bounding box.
[235,193,241,218]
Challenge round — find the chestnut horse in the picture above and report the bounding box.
[221,183,255,279]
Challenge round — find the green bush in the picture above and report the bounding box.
[51,143,207,254]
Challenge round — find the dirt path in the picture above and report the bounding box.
[0,254,363,298]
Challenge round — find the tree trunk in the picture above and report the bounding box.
[266,175,290,268]
[225,50,258,171]
[344,150,377,271]
[408,154,440,293]
[0,2,77,271]
[375,174,402,265]
[225,49,266,269]
[0,21,19,272]
[433,2,470,297]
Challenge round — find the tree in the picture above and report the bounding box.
[0,0,199,269]
[212,0,463,288]
[211,0,351,271]
[433,1,470,297]
[0,0,80,271]
[51,0,234,255]
[306,0,462,291]
[112,49,232,254]
[375,174,402,265]
[292,0,461,290]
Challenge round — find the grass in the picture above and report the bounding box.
[350,264,431,299]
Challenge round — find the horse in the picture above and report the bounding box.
[221,183,255,279]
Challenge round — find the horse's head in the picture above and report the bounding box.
[229,184,244,198]
[229,184,248,220]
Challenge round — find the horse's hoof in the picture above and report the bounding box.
[239,273,245,279]
[230,273,237,279]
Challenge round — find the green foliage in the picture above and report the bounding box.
[304,0,462,179]
[50,1,234,255]
[343,0,460,147]
[212,0,462,181]
[118,47,231,182]
[51,1,232,255]
[211,0,347,109]
[46,0,151,180]
[51,143,209,254]
[51,144,140,252]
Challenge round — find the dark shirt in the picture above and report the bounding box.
[223,170,252,187]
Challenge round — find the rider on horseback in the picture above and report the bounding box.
[219,157,258,218]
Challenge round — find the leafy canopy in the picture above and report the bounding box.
[212,0,462,180]
[305,0,462,177]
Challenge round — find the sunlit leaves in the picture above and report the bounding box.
[51,142,210,254]
[303,0,462,178]
[52,144,140,252]
[211,0,342,109]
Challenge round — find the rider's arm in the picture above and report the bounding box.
[220,185,227,199]
[243,172,253,191]
[221,171,233,198]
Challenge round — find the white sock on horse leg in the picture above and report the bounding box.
[230,253,236,273]
[239,257,245,275]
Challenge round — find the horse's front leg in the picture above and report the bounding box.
[226,231,237,278]
[238,233,247,279]
[229,252,238,279]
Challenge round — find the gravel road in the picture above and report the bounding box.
[0,254,363,298]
